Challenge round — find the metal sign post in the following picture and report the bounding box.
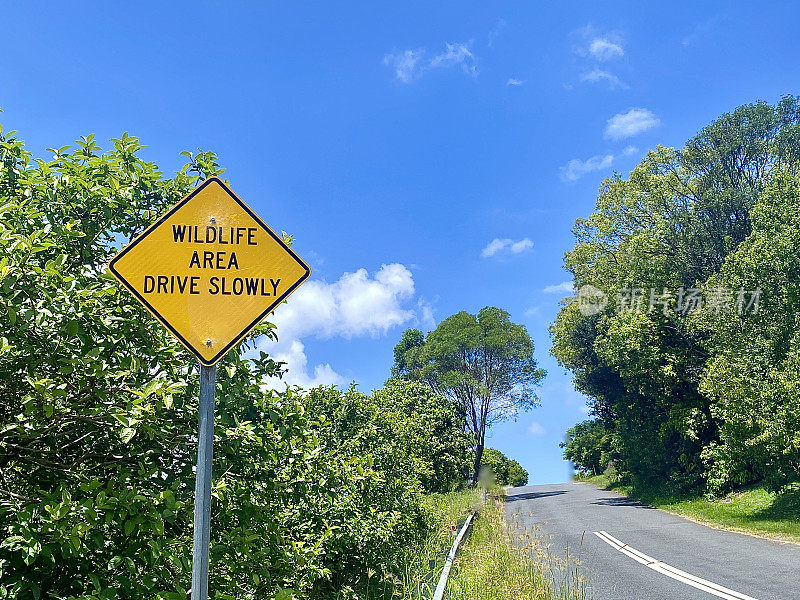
[191,364,216,600]
[107,177,311,600]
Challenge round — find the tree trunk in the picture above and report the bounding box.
[472,442,484,486]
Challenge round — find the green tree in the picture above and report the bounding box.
[552,97,800,492]
[304,378,471,495]
[373,378,471,493]
[394,307,545,484]
[560,419,614,475]
[697,172,800,494]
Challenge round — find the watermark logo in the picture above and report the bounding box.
[572,284,762,317]
[617,286,761,316]
[576,284,608,316]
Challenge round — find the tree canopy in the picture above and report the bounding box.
[560,420,614,476]
[553,96,800,495]
[394,306,545,483]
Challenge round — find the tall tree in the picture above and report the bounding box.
[552,96,800,492]
[394,307,545,483]
[698,172,800,494]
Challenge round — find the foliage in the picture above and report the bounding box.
[0,126,463,600]
[0,128,224,599]
[697,173,800,494]
[303,378,471,496]
[552,96,800,495]
[394,307,545,483]
[560,420,614,476]
[373,379,472,493]
[475,448,528,487]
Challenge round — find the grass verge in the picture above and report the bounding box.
[398,488,479,598]
[576,473,800,544]
[443,488,584,599]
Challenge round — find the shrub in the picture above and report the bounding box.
[303,378,471,495]
[560,419,614,476]
[0,127,451,599]
[476,448,528,487]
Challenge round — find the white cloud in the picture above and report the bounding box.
[506,78,524,86]
[524,305,542,318]
[260,264,423,388]
[574,26,624,59]
[589,38,624,61]
[543,281,574,294]
[559,154,614,182]
[384,42,477,82]
[269,263,416,341]
[488,18,506,47]
[528,421,546,437]
[558,145,638,184]
[579,68,627,89]
[481,237,533,258]
[383,49,423,83]
[604,108,660,140]
[430,42,477,77]
[571,26,626,90]
[271,340,345,388]
[417,298,436,329]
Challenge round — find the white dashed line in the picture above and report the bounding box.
[593,531,761,600]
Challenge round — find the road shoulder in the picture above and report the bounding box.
[576,475,800,546]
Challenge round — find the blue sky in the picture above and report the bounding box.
[3,2,799,483]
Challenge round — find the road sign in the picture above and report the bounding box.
[108,176,311,365]
[109,176,311,600]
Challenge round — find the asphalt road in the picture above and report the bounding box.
[505,483,799,600]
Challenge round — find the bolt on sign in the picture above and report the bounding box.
[108,176,310,365]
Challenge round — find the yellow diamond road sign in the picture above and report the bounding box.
[109,177,310,366]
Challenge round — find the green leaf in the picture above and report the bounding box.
[142,379,159,397]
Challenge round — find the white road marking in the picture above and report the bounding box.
[593,531,761,600]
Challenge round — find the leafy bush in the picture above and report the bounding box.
[561,419,614,476]
[304,378,471,495]
[0,127,462,599]
[698,173,800,494]
[476,448,528,487]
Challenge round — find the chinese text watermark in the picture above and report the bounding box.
[576,285,761,317]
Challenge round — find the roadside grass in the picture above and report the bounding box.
[398,488,479,599]
[444,489,585,600]
[576,473,800,544]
